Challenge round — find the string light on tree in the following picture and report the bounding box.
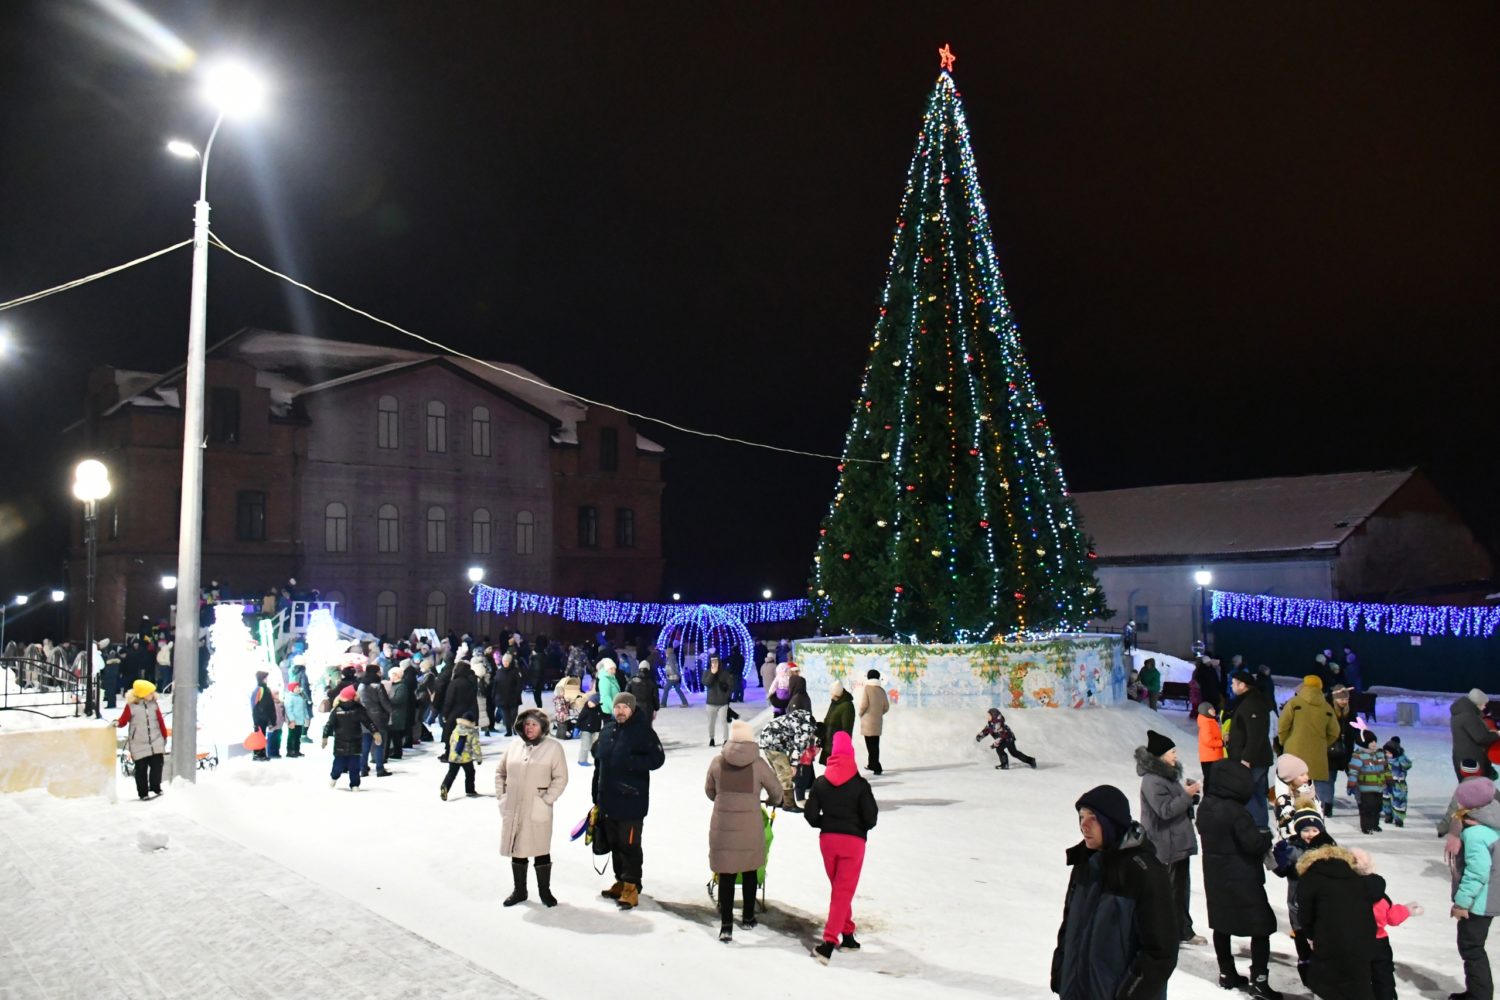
[810,45,1105,643]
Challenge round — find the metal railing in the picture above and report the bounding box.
[0,656,85,718]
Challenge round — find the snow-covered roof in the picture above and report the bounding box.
[1072,469,1416,560]
[109,328,664,452]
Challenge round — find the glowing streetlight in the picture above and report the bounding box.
[1193,570,1213,587]
[467,566,485,583]
[72,459,112,716]
[161,575,177,590]
[12,594,26,606]
[672,592,682,602]
[761,588,773,600]
[169,59,269,782]
[51,589,65,603]
[0,324,13,358]
[165,139,199,159]
[1193,569,1213,653]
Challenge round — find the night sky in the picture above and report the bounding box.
[1,2,1496,622]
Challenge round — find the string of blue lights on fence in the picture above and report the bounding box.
[1211,590,1500,639]
[472,584,810,627]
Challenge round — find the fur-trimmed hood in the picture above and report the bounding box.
[514,708,551,745]
[1296,843,1358,878]
[1134,745,1184,782]
[124,690,157,707]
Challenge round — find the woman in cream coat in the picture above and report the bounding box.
[498,707,570,907]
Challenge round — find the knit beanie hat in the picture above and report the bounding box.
[1470,689,1490,708]
[1302,675,1323,689]
[612,691,637,711]
[1145,730,1176,757]
[286,682,300,693]
[1457,778,1497,810]
[1291,807,1325,837]
[1276,753,1309,783]
[1075,785,1132,847]
[1460,759,1485,778]
[867,669,881,680]
[1229,668,1253,687]
[337,686,357,702]
[988,707,1002,718]
[131,679,156,698]
[729,720,754,743]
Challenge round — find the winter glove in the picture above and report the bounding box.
[1407,902,1425,916]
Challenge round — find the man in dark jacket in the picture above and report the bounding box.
[592,691,665,911]
[1226,669,1276,830]
[1052,784,1180,1000]
[321,688,376,789]
[1193,657,1223,713]
[628,657,661,718]
[441,662,477,759]
[492,654,524,737]
[1451,689,1499,780]
[251,670,277,761]
[388,666,411,760]
[358,665,394,777]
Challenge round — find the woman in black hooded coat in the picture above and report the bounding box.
[1195,761,1280,997]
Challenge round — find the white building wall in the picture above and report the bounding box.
[1091,557,1336,658]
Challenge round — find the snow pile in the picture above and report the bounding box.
[136,827,169,851]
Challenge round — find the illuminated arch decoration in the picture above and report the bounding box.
[653,605,755,678]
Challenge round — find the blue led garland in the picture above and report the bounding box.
[472,583,810,627]
[1211,590,1500,639]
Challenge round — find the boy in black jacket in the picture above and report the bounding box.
[1296,843,1385,1000]
[806,731,878,964]
[322,687,376,790]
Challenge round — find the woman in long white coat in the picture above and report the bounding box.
[497,707,569,907]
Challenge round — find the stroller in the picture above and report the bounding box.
[552,677,588,739]
[706,805,777,914]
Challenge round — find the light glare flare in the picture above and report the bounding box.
[203,61,267,118]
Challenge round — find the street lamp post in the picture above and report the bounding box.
[1193,569,1213,654]
[73,460,111,717]
[165,63,265,783]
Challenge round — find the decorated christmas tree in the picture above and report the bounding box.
[811,46,1106,643]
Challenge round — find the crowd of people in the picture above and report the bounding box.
[99,621,1500,989]
[1063,644,1500,1000]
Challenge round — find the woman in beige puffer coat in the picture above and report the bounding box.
[705,720,783,940]
[497,707,569,907]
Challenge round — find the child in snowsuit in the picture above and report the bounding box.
[975,708,1037,770]
[1348,729,1392,834]
[575,692,603,766]
[1380,737,1411,828]
[795,738,820,808]
[1452,792,1500,1000]
[284,681,310,757]
[1349,848,1421,1000]
[322,687,376,789]
[1197,702,1226,788]
[441,715,484,800]
[1276,753,1323,837]
[1273,802,1337,986]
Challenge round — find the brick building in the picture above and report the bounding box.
[70,330,664,639]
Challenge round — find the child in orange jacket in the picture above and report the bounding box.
[1197,702,1226,789]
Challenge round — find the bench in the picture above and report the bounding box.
[1159,681,1192,709]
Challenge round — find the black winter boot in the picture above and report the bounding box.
[503,859,528,906]
[1248,976,1282,1000]
[1218,972,1248,991]
[535,861,557,907]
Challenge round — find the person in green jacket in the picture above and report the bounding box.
[1139,658,1163,711]
[819,681,856,765]
[596,658,621,713]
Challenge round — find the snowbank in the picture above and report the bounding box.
[0,721,116,799]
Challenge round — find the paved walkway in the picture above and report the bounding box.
[0,793,537,1000]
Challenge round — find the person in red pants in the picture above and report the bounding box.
[804,729,878,963]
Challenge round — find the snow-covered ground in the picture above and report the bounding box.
[1,687,1490,999]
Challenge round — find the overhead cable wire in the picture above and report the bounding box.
[208,231,877,464]
[0,239,192,313]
